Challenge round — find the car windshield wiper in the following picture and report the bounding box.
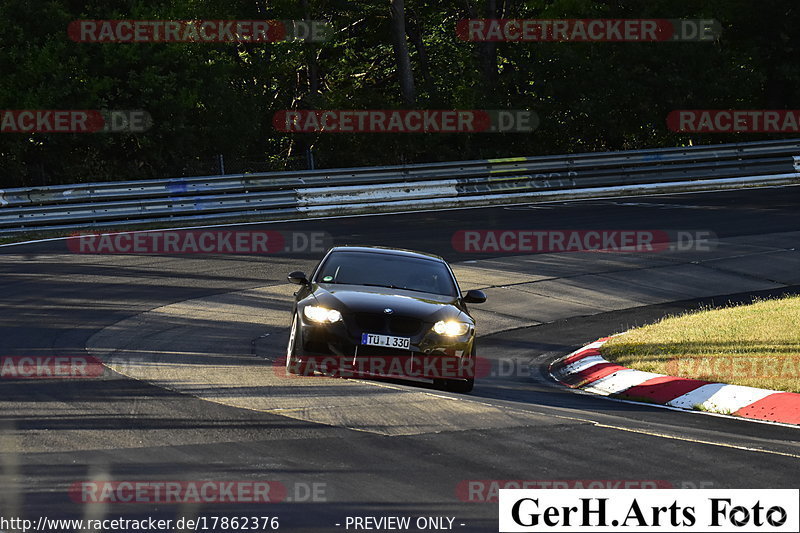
[360,283,399,289]
[360,283,444,295]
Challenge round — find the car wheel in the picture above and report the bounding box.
[443,376,474,393]
[285,313,310,376]
[438,346,476,394]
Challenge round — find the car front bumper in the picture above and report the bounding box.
[296,313,475,380]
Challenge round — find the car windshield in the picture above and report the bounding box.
[315,251,457,296]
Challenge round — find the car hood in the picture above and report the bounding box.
[309,283,465,322]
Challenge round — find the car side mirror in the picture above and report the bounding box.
[463,289,486,304]
[288,271,309,285]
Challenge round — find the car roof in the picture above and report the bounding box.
[327,246,446,262]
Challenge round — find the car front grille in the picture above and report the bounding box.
[389,316,422,335]
[354,313,385,332]
[353,313,423,336]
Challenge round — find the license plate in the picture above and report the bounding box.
[361,333,411,349]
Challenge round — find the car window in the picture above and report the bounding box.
[315,251,457,296]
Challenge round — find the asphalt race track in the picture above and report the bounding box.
[1,186,800,532]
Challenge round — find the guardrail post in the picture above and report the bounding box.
[306,148,316,170]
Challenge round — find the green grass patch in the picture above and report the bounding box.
[601,295,800,393]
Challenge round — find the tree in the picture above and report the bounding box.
[389,0,416,106]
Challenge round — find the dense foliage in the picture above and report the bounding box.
[0,0,798,186]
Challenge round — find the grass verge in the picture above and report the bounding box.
[601,294,800,393]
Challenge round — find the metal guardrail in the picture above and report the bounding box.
[1,139,799,235]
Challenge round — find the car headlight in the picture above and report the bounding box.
[303,306,342,324]
[433,320,470,336]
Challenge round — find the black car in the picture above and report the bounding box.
[285,246,486,393]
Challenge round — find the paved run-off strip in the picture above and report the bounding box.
[549,339,800,425]
[86,284,552,437]
[86,229,800,433]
